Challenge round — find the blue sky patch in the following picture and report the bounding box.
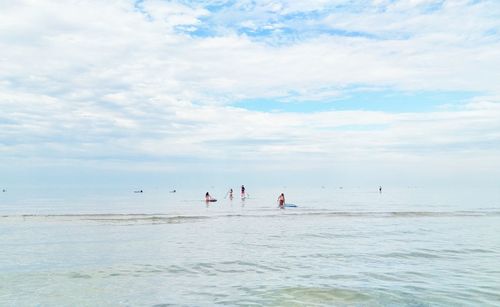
[234,89,479,113]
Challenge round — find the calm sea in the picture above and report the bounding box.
[1,186,500,306]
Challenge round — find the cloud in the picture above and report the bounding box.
[1,0,499,183]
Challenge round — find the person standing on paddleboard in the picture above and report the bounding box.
[277,193,285,209]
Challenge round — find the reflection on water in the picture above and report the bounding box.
[1,187,500,305]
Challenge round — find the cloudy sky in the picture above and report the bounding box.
[1,0,500,188]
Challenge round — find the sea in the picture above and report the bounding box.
[1,185,500,306]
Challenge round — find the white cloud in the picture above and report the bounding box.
[1,0,499,184]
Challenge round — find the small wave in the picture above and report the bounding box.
[298,210,500,218]
[0,213,210,225]
[379,251,442,259]
[1,210,499,224]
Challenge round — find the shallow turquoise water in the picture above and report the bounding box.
[1,187,500,306]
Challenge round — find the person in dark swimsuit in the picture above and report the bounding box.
[241,185,246,198]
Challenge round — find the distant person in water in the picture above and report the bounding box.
[134,190,143,193]
[170,189,176,193]
[228,188,233,199]
[241,185,246,198]
[277,193,285,209]
[379,186,382,193]
[205,192,213,202]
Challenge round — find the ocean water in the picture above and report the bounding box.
[1,186,500,306]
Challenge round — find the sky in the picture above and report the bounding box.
[1,0,500,189]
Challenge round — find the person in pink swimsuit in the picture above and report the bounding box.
[277,193,285,209]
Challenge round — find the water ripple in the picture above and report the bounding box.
[2,210,499,225]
